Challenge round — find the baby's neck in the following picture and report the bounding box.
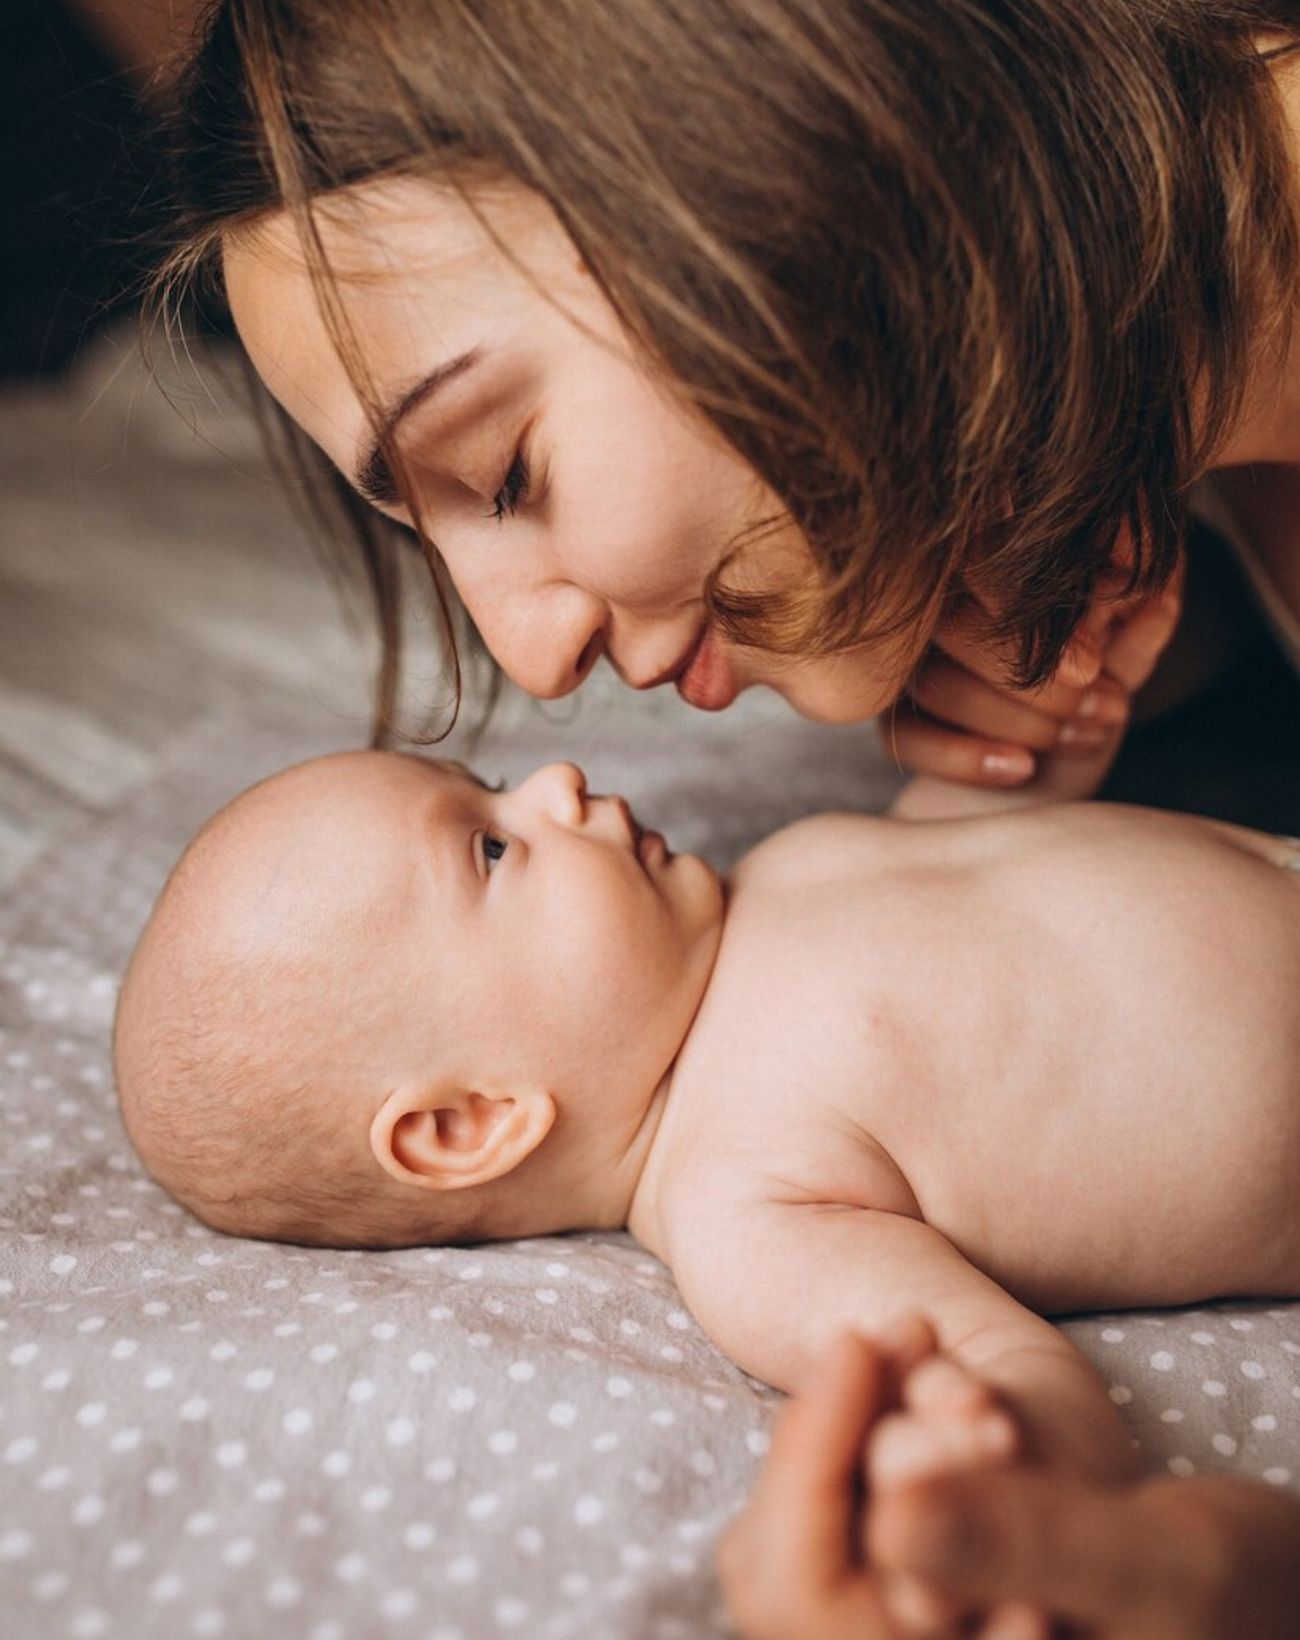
[531,1063,678,1241]
[592,890,733,1250]
[622,1054,698,1261]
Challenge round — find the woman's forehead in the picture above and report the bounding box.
[225,176,560,288]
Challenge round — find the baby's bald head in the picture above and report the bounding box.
[112,754,491,1246]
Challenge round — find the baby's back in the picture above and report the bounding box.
[663,804,1300,1314]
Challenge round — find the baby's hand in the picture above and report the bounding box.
[868,1357,1048,1638]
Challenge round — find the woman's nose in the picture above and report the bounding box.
[519,762,588,825]
[483,587,606,700]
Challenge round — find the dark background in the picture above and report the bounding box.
[1,0,205,378]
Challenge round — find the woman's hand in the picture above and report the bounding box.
[718,1322,1048,1640]
[883,561,1183,794]
[868,1465,1300,1640]
[722,1322,1300,1640]
[717,1324,933,1640]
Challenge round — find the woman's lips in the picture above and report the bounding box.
[675,624,739,712]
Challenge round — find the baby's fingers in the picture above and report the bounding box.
[870,1407,1017,1493]
[903,1356,1003,1419]
[880,1583,1050,1640]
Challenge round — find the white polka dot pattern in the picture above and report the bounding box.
[1061,1309,1300,1486]
[1,672,1297,1638]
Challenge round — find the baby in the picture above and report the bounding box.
[113,748,1300,1518]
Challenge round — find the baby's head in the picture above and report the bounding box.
[114,751,723,1247]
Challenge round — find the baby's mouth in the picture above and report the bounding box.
[619,798,666,867]
[610,793,671,868]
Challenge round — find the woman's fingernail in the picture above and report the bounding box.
[1076,688,1127,724]
[981,750,1035,783]
[1057,721,1109,749]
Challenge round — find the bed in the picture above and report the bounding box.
[1,335,1296,1640]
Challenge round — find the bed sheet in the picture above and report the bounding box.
[1,687,1297,1640]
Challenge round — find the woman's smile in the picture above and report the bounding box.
[224,184,949,729]
[675,622,739,712]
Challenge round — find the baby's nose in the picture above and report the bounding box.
[528,762,588,824]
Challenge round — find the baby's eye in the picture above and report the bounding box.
[483,832,508,870]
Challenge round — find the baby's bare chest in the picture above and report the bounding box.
[676,814,1300,1309]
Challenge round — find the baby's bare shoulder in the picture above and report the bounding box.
[731,809,895,890]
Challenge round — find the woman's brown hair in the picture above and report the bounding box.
[154,0,1300,736]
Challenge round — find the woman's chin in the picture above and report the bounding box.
[771,677,897,724]
[753,643,915,724]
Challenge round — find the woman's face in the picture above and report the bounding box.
[224,179,920,722]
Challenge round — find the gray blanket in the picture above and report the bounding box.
[0,337,1296,1640]
[2,694,1297,1640]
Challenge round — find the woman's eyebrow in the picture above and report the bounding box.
[354,347,484,503]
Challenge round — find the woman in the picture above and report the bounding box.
[158,1,1300,1633]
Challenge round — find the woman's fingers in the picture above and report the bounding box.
[906,655,1074,752]
[887,531,1183,792]
[889,623,1131,785]
[930,617,1086,715]
[1095,584,1183,696]
[881,702,1038,786]
[717,1333,893,1639]
[878,1570,965,1637]
[867,1466,1300,1640]
[973,1600,1053,1640]
[867,1468,1156,1627]
[888,562,1179,789]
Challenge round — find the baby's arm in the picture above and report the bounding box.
[673,1200,1136,1488]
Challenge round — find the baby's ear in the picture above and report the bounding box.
[369,1082,555,1191]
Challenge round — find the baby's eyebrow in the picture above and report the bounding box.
[443,759,494,792]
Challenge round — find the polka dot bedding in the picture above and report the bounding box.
[2,694,1297,1640]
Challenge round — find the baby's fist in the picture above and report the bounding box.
[868,1357,1045,1638]
[868,1355,1018,1492]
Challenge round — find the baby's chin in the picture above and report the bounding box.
[676,851,728,948]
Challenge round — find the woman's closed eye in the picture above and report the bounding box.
[488,449,530,521]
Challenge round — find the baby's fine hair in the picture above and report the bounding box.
[156,0,1300,732]
[111,803,495,1252]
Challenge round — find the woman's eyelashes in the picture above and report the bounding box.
[488,449,530,521]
